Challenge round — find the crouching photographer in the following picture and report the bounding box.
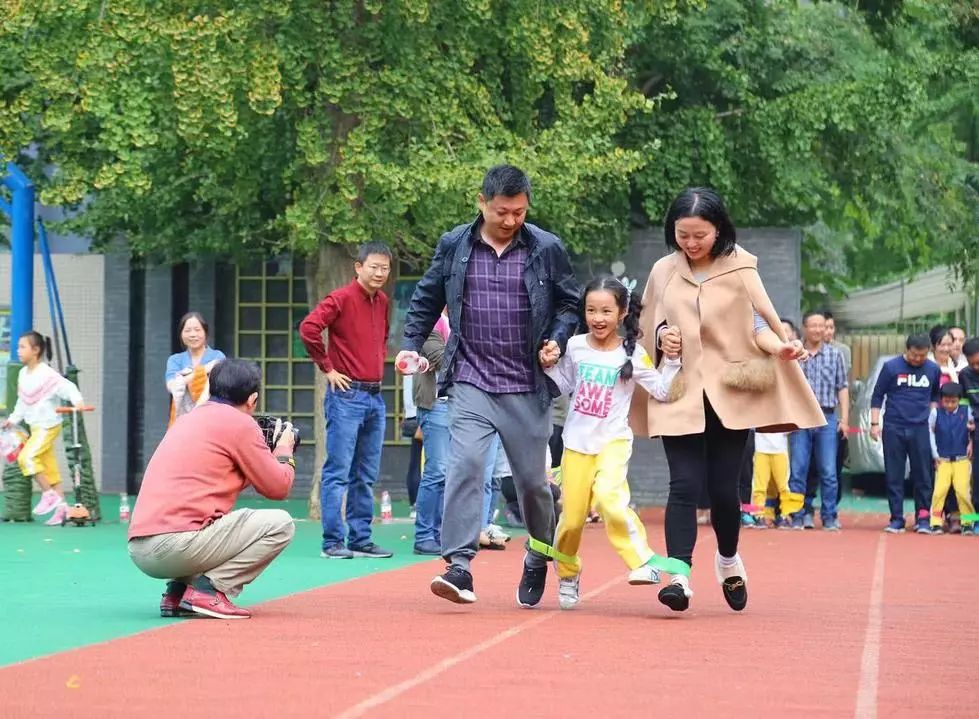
[128,359,297,620]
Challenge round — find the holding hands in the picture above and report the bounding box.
[659,325,682,360]
[538,340,561,369]
[776,339,808,362]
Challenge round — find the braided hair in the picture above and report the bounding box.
[580,277,645,382]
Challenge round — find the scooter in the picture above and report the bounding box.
[55,405,96,527]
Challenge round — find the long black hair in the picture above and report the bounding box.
[664,187,737,258]
[580,276,644,382]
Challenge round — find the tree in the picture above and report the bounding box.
[624,0,978,306]
[1,0,689,511]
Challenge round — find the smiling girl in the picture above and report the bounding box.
[542,277,681,610]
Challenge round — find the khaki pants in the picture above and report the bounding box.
[128,508,295,597]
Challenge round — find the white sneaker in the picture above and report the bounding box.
[627,564,661,585]
[486,524,510,544]
[558,574,580,610]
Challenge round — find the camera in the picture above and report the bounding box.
[255,415,302,452]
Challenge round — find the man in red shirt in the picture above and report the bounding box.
[128,359,296,620]
[300,242,393,559]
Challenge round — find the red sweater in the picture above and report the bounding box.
[128,402,294,539]
[299,279,389,382]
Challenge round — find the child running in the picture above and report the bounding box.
[1,331,84,525]
[542,277,680,609]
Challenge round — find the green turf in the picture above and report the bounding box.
[0,495,442,668]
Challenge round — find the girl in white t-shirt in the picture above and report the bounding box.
[542,277,680,610]
[2,331,83,525]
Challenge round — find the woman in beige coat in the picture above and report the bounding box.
[632,188,824,613]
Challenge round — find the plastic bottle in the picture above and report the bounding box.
[0,428,26,463]
[396,354,430,375]
[119,493,131,523]
[380,490,392,524]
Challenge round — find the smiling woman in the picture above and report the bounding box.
[165,312,226,425]
[632,187,825,614]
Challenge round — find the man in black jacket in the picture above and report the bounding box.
[398,164,580,608]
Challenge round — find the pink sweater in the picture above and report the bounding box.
[129,402,294,539]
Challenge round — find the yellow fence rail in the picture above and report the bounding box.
[837,333,906,382]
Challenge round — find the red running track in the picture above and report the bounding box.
[1,517,976,718]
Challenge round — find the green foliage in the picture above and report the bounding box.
[626,0,978,304]
[0,0,687,265]
[0,0,974,304]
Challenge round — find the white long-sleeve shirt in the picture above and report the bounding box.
[754,432,789,454]
[545,334,680,455]
[9,363,83,429]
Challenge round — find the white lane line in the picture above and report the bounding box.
[334,573,623,719]
[855,534,887,719]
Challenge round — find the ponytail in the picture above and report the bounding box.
[619,291,644,382]
[20,330,52,362]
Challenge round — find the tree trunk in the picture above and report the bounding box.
[304,242,357,520]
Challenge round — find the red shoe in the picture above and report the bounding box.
[160,583,194,617]
[180,585,251,620]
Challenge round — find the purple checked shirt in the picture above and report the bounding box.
[453,234,535,394]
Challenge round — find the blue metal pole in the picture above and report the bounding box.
[4,162,35,362]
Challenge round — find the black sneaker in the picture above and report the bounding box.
[349,542,393,558]
[430,566,477,604]
[517,561,547,608]
[413,539,441,556]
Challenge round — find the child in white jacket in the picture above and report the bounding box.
[2,331,83,524]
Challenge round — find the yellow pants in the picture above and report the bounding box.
[554,440,653,579]
[17,424,62,486]
[751,451,803,520]
[931,459,974,527]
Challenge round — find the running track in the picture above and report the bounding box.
[1,516,974,718]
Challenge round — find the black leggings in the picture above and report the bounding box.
[661,398,749,567]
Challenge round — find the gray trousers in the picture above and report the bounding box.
[443,382,554,570]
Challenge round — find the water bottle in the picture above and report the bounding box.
[119,493,130,523]
[396,354,430,375]
[380,490,392,524]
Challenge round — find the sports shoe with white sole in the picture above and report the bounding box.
[517,560,547,608]
[714,552,748,611]
[558,574,580,610]
[430,566,477,604]
[627,564,661,585]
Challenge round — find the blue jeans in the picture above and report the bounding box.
[320,387,385,550]
[788,410,839,521]
[415,401,449,544]
[882,423,933,524]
